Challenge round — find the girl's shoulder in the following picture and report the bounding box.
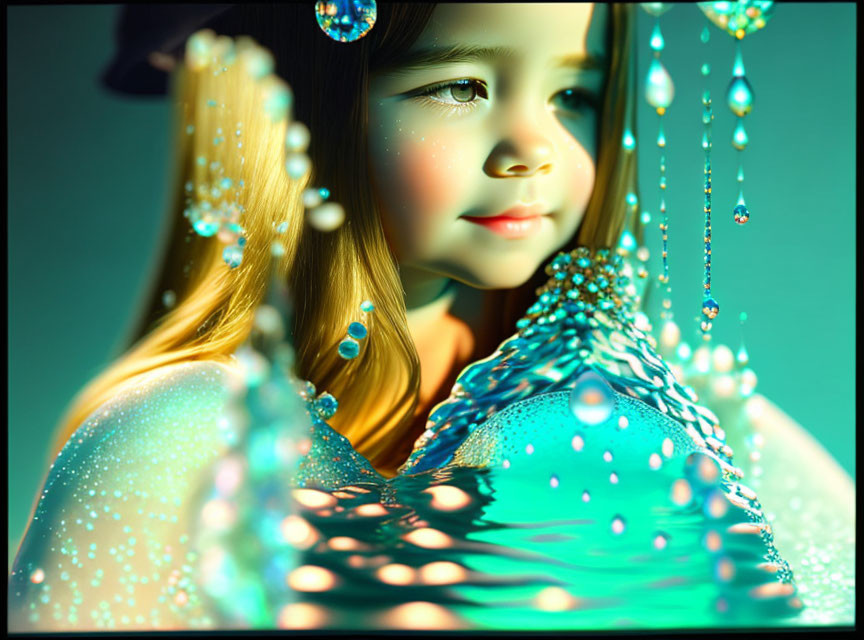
[63,359,244,461]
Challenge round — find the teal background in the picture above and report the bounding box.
[7,4,855,567]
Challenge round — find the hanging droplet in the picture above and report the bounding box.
[641,3,673,18]
[223,244,244,269]
[650,22,665,52]
[656,122,666,147]
[702,131,710,150]
[581,490,590,502]
[645,58,675,110]
[307,202,345,232]
[338,337,360,359]
[622,128,636,151]
[732,118,749,150]
[732,44,746,77]
[314,0,377,43]
[360,300,375,313]
[702,297,720,320]
[569,370,616,426]
[618,230,637,251]
[701,63,711,76]
[702,89,711,106]
[700,26,710,43]
[626,192,638,208]
[737,166,744,183]
[611,516,626,535]
[733,204,750,225]
[347,321,368,340]
[702,105,713,124]
[726,75,754,117]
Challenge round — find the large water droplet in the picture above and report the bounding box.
[222,244,244,269]
[338,337,360,359]
[733,204,750,225]
[645,58,675,110]
[650,22,665,51]
[347,321,368,340]
[732,119,749,150]
[726,75,754,117]
[307,202,345,232]
[314,0,377,43]
[569,371,616,426]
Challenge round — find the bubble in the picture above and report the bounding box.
[549,475,559,489]
[649,453,662,470]
[568,370,615,426]
[611,516,626,535]
[603,450,613,463]
[653,532,669,550]
[581,490,590,502]
[609,472,619,484]
[571,434,584,451]
[670,478,693,506]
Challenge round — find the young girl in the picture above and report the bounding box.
[9,3,853,631]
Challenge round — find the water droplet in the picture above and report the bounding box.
[701,63,711,76]
[737,165,745,183]
[649,453,663,469]
[162,290,176,308]
[581,490,590,502]
[314,0,378,43]
[571,434,584,451]
[285,152,311,179]
[611,516,626,534]
[550,475,559,489]
[360,300,375,313]
[732,118,749,150]
[700,26,710,43]
[222,244,243,269]
[642,3,673,18]
[285,122,311,153]
[650,22,665,51]
[657,123,667,147]
[318,187,331,200]
[610,472,619,484]
[702,297,720,320]
[645,58,675,109]
[733,204,750,224]
[603,450,613,463]
[347,321,367,340]
[670,478,693,506]
[653,532,669,550]
[618,230,637,251]
[338,337,360,359]
[302,187,323,209]
[726,75,754,117]
[568,371,615,426]
[525,443,535,455]
[220,177,233,190]
[307,202,345,232]
[622,129,636,150]
[271,241,286,257]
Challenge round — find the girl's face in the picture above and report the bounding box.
[368,3,608,290]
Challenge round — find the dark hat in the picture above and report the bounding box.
[101,4,235,96]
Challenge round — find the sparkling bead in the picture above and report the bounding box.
[314,0,377,43]
[347,321,367,340]
[338,337,360,359]
[733,204,750,224]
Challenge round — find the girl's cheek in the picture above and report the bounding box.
[384,126,475,222]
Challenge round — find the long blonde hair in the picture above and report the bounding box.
[51,4,639,475]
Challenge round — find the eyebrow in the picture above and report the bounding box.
[379,44,606,73]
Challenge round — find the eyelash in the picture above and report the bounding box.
[410,79,598,116]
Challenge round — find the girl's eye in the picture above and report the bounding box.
[553,87,600,114]
[411,79,489,114]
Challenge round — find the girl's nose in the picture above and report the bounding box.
[483,133,554,178]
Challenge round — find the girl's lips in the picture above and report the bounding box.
[461,214,546,239]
